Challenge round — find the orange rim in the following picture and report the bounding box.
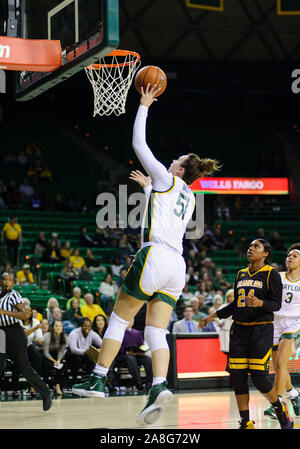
[86,49,140,69]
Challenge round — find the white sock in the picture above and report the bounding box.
[152,376,166,386]
[93,364,109,377]
[286,387,299,399]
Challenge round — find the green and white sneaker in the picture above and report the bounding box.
[72,374,107,398]
[264,405,277,420]
[290,392,300,416]
[136,382,173,426]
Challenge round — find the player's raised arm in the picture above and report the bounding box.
[132,84,173,192]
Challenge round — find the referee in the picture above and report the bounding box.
[0,271,52,411]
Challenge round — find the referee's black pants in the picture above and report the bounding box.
[0,323,50,398]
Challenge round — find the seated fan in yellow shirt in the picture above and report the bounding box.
[16,263,35,285]
[81,293,107,321]
[69,248,86,270]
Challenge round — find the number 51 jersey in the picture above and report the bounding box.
[274,272,300,319]
[141,175,196,255]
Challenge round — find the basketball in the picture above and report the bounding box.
[134,65,167,97]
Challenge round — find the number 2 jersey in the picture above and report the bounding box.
[217,264,282,323]
[141,176,196,255]
[273,272,300,319]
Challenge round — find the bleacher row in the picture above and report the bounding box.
[0,209,298,310]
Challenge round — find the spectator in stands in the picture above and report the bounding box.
[43,240,60,263]
[34,231,48,258]
[172,305,200,334]
[213,269,231,293]
[216,199,231,221]
[79,265,92,282]
[60,260,80,290]
[69,248,86,272]
[85,249,105,274]
[66,194,80,212]
[205,280,216,301]
[111,257,123,277]
[269,231,285,251]
[53,194,67,212]
[40,164,52,183]
[78,226,97,248]
[195,293,210,316]
[65,318,102,384]
[185,266,199,286]
[16,263,35,285]
[117,267,128,288]
[93,227,110,247]
[50,232,62,250]
[110,319,152,392]
[195,281,208,299]
[42,297,59,325]
[0,179,7,202]
[256,227,265,239]
[201,306,219,333]
[63,298,84,329]
[92,314,108,339]
[66,287,86,310]
[17,150,28,166]
[250,196,263,216]
[42,320,67,395]
[6,180,21,209]
[30,193,41,210]
[99,274,118,314]
[40,319,50,335]
[213,227,225,250]
[11,304,44,397]
[60,241,72,261]
[1,216,23,266]
[181,283,194,303]
[19,178,34,200]
[81,293,106,322]
[188,296,208,323]
[52,307,63,323]
[118,234,134,254]
[32,307,43,322]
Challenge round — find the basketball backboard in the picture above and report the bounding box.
[13,0,119,101]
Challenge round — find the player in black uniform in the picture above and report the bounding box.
[200,239,293,429]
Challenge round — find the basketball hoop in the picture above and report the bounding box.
[85,49,141,117]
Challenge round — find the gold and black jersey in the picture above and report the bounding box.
[217,265,282,324]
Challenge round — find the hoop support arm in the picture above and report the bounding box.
[0,36,62,72]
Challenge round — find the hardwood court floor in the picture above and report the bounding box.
[0,389,299,430]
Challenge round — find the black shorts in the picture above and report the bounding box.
[228,322,273,375]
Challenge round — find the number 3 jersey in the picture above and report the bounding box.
[141,176,196,255]
[273,272,300,319]
[217,265,282,324]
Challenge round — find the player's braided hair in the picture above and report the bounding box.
[181,153,221,185]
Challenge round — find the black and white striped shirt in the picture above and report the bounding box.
[0,289,24,327]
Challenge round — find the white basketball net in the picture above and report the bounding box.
[85,50,141,117]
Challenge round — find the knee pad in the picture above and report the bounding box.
[103,311,129,343]
[230,372,249,395]
[144,326,169,352]
[251,373,273,394]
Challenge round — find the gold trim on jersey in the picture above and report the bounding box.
[235,321,272,326]
[284,272,300,283]
[244,265,273,278]
[138,246,153,296]
[153,176,176,194]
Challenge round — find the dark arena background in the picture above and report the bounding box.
[0,0,300,436]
